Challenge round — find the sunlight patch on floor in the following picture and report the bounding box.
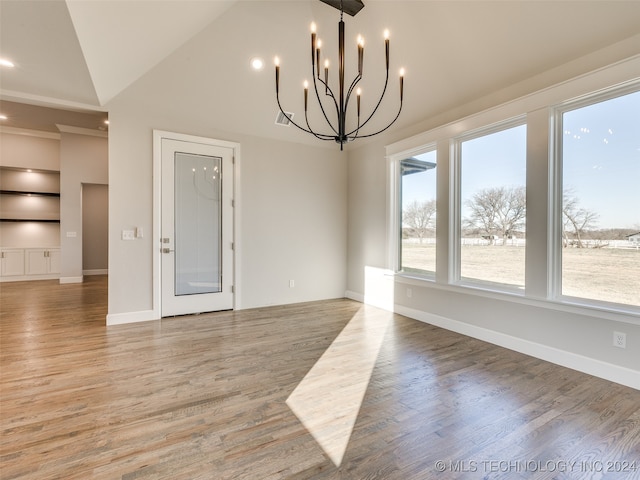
[286,305,393,466]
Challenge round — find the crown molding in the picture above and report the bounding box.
[0,126,61,140]
[56,124,108,138]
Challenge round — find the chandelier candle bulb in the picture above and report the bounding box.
[357,35,364,75]
[400,68,405,101]
[274,56,280,94]
[304,80,309,111]
[357,88,361,117]
[385,30,390,71]
[311,23,317,67]
[324,60,329,93]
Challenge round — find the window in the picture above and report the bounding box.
[399,150,437,276]
[388,65,639,318]
[558,88,640,307]
[458,123,527,289]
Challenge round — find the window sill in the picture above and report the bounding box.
[393,273,640,325]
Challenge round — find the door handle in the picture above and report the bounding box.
[161,248,174,254]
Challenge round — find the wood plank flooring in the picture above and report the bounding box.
[1,276,639,479]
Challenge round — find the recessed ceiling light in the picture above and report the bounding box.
[0,58,15,68]
[250,57,264,71]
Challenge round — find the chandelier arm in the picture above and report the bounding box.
[346,69,390,136]
[317,77,340,111]
[276,90,332,138]
[304,105,337,140]
[348,117,362,141]
[311,74,340,136]
[349,100,403,139]
[345,74,362,104]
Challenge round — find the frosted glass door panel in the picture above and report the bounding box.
[174,152,222,295]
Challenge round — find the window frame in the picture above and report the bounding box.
[385,57,640,322]
[451,116,527,294]
[389,144,438,279]
[550,82,640,315]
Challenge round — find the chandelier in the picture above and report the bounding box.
[274,0,404,150]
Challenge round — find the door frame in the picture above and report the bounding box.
[152,130,241,319]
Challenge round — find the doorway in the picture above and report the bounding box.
[82,183,108,276]
[154,131,236,317]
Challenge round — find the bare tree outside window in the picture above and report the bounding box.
[465,186,526,246]
[403,199,436,244]
[400,152,437,275]
[562,190,599,248]
[460,124,527,288]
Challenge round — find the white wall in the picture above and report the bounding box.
[105,14,347,320]
[346,54,640,389]
[59,131,108,282]
[0,131,60,171]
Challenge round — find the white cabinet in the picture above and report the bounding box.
[25,248,60,275]
[0,248,60,280]
[48,249,61,274]
[0,249,25,276]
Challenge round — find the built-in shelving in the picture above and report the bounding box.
[0,168,61,223]
[0,190,60,197]
[0,219,60,223]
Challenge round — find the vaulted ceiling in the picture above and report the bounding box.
[1,0,639,137]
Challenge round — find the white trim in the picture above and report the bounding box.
[0,126,61,140]
[393,273,639,325]
[0,89,106,112]
[386,142,438,274]
[152,130,240,318]
[106,309,158,326]
[0,274,58,282]
[345,290,365,304]
[56,124,108,138]
[344,289,639,389]
[394,304,640,391]
[549,81,640,306]
[83,269,108,276]
[449,117,527,289]
[59,276,83,284]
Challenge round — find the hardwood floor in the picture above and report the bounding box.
[1,276,639,479]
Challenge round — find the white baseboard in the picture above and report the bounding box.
[59,276,83,284]
[83,269,108,276]
[107,309,158,326]
[394,304,639,391]
[345,290,365,304]
[0,274,59,282]
[345,290,639,390]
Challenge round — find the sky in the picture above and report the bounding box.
[562,89,640,229]
[402,89,640,230]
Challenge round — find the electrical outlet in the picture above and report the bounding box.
[406,288,412,298]
[613,331,626,349]
[289,279,295,288]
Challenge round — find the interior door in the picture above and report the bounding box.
[161,138,234,316]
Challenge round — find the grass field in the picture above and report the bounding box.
[401,243,640,306]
